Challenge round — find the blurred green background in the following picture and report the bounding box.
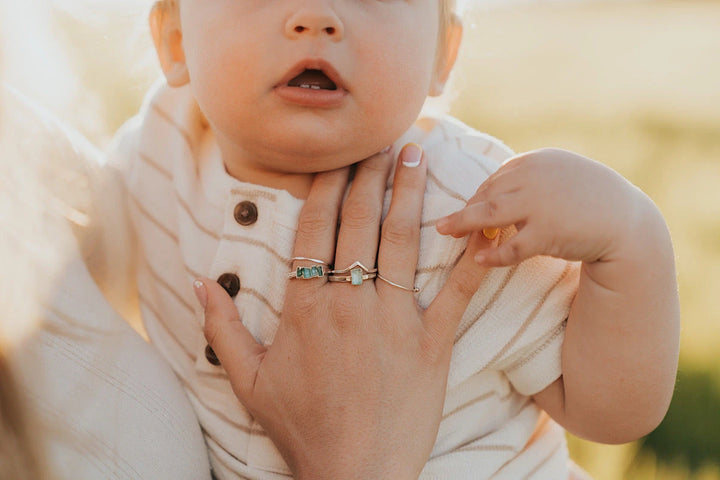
[14,1,720,478]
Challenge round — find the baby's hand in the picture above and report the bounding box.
[436,148,645,266]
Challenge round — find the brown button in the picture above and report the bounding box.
[205,344,221,366]
[217,273,241,298]
[234,201,258,226]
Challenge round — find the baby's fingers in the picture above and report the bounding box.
[474,229,540,267]
[436,193,523,238]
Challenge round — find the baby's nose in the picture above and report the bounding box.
[285,9,344,40]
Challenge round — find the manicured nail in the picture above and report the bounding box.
[193,279,207,309]
[482,227,500,240]
[380,145,392,154]
[401,143,422,168]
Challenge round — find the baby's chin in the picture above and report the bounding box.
[262,146,380,174]
[258,136,391,173]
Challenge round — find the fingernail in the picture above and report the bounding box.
[436,216,449,232]
[380,145,392,154]
[482,227,500,240]
[401,143,422,168]
[474,253,486,264]
[193,279,208,309]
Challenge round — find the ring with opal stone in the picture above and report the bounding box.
[327,271,377,286]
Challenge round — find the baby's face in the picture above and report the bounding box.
[157,0,456,180]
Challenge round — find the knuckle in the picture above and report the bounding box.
[297,204,336,238]
[341,199,381,229]
[203,314,219,345]
[394,167,424,191]
[330,295,360,332]
[381,218,418,247]
[500,240,526,264]
[289,293,317,320]
[448,265,482,300]
[483,199,500,219]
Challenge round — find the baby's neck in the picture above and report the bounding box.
[224,159,315,200]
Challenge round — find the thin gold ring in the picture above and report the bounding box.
[376,274,419,293]
[327,272,377,285]
[328,261,377,275]
[291,256,330,266]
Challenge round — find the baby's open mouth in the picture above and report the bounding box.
[287,69,338,91]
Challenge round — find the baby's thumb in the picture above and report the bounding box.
[194,277,266,403]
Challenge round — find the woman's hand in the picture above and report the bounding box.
[196,144,494,480]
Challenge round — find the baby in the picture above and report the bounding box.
[105,0,680,478]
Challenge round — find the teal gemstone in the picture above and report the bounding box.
[351,268,363,285]
[296,267,304,278]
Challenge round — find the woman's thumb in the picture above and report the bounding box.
[194,277,265,402]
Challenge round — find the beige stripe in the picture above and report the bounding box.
[483,140,494,155]
[505,321,566,373]
[427,169,468,203]
[145,261,196,315]
[442,389,514,420]
[130,193,178,242]
[175,191,221,240]
[184,264,203,281]
[221,233,291,265]
[453,136,496,174]
[139,292,195,362]
[241,287,282,318]
[458,444,517,454]
[416,263,455,276]
[459,149,495,177]
[522,440,564,480]
[484,264,573,370]
[186,386,256,436]
[139,151,172,180]
[455,266,519,342]
[152,104,194,152]
[207,442,248,475]
[438,120,452,141]
[229,188,278,202]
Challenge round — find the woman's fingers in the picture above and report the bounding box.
[291,167,349,287]
[197,278,266,404]
[334,148,393,271]
[424,231,494,347]
[376,143,427,295]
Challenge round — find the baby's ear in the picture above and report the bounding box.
[429,13,463,97]
[149,2,189,87]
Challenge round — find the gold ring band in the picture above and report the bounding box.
[327,272,377,286]
[376,274,419,293]
[291,256,330,265]
[328,260,377,275]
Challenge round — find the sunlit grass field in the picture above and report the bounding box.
[31,1,720,478]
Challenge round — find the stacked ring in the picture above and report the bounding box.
[288,265,326,279]
[327,260,377,286]
[328,261,377,275]
[288,256,330,280]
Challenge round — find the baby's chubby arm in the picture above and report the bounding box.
[436,148,680,444]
